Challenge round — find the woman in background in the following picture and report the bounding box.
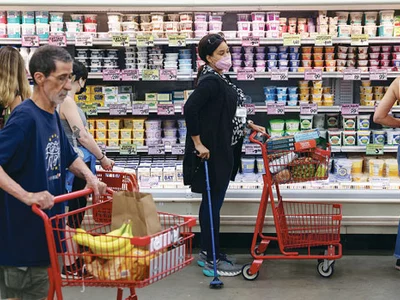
[374,77,400,270]
[0,46,31,124]
[58,60,114,278]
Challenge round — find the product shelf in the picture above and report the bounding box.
[3,36,400,46]
[331,145,398,153]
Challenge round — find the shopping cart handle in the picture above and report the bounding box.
[32,188,114,216]
[249,130,269,146]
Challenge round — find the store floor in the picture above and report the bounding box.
[62,255,398,300]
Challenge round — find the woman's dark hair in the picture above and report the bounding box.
[196,33,226,84]
[73,60,88,81]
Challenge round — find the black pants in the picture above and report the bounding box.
[67,162,91,228]
[199,183,229,261]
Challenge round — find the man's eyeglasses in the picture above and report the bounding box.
[49,74,75,85]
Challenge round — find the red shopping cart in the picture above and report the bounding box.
[32,188,196,300]
[241,132,342,281]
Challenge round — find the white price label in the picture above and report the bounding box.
[148,145,166,155]
[109,103,127,116]
[351,34,369,46]
[315,34,333,46]
[75,33,93,47]
[267,103,285,115]
[271,69,288,81]
[132,103,149,115]
[343,69,361,80]
[300,103,318,115]
[304,69,322,81]
[171,145,185,155]
[245,144,262,155]
[369,69,388,81]
[283,34,301,46]
[245,104,256,115]
[341,104,359,115]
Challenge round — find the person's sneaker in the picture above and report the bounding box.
[202,259,242,277]
[395,259,400,271]
[197,251,237,267]
[61,258,91,279]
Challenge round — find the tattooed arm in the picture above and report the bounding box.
[59,96,114,170]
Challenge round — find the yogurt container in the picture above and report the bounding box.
[22,11,35,24]
[270,119,285,131]
[326,113,339,129]
[300,115,313,130]
[379,10,395,23]
[7,24,21,38]
[342,115,357,131]
[0,24,6,37]
[242,158,255,174]
[372,130,386,145]
[343,131,357,146]
[357,130,371,146]
[50,12,64,22]
[7,11,21,24]
[387,130,400,145]
[70,14,84,23]
[22,24,36,35]
[328,131,342,146]
[357,114,371,130]
[145,120,162,130]
[285,119,299,131]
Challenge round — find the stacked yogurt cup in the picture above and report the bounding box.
[148,47,163,70]
[137,47,148,71]
[266,11,280,38]
[164,52,179,70]
[122,14,140,38]
[194,12,208,39]
[179,49,192,74]
[162,120,178,146]
[251,12,266,38]
[164,13,180,38]
[145,120,162,146]
[65,14,84,39]
[125,47,137,70]
[107,13,123,37]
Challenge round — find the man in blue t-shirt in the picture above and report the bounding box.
[0,45,107,300]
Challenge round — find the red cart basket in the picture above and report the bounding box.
[241,132,342,281]
[32,188,196,300]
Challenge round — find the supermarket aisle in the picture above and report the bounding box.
[63,255,398,300]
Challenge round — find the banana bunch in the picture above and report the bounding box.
[73,222,134,259]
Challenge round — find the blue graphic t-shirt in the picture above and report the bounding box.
[0,99,78,267]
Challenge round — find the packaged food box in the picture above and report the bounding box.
[89,85,104,94]
[120,129,132,139]
[108,129,120,139]
[132,119,146,130]
[108,119,121,130]
[87,119,96,130]
[75,94,88,102]
[157,93,172,102]
[119,85,133,93]
[133,130,145,139]
[95,119,108,130]
[107,139,120,147]
[102,86,119,95]
[118,93,131,103]
[145,93,157,101]
[92,93,105,102]
[96,129,107,139]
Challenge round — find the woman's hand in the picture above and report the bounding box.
[100,156,115,171]
[248,121,266,134]
[195,143,210,160]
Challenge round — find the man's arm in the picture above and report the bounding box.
[0,166,54,209]
[68,157,107,199]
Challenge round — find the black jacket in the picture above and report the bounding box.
[183,72,241,193]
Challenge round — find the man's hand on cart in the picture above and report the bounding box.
[100,155,115,171]
[85,175,108,200]
[26,191,54,210]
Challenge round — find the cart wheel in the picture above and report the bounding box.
[317,261,334,278]
[242,264,259,281]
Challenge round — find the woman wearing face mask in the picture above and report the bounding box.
[58,60,114,278]
[183,34,265,277]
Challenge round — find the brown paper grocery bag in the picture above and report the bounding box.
[111,191,162,237]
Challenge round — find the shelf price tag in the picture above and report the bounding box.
[132,103,149,115]
[366,144,384,155]
[102,69,121,81]
[304,69,322,81]
[160,69,178,81]
[369,69,388,81]
[112,34,130,47]
[75,33,93,47]
[136,34,154,47]
[245,144,262,155]
[241,36,260,47]
[168,34,187,47]
[245,104,256,115]
[351,34,369,46]
[341,104,359,115]
[157,104,175,115]
[315,34,333,46]
[237,69,255,81]
[300,103,318,115]
[48,34,67,47]
[171,144,185,155]
[121,69,140,81]
[109,103,127,116]
[267,102,285,115]
[142,69,160,81]
[343,68,361,80]
[283,34,301,46]
[119,144,137,155]
[271,69,288,81]
[21,35,39,47]
[81,103,98,116]
[148,145,166,155]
